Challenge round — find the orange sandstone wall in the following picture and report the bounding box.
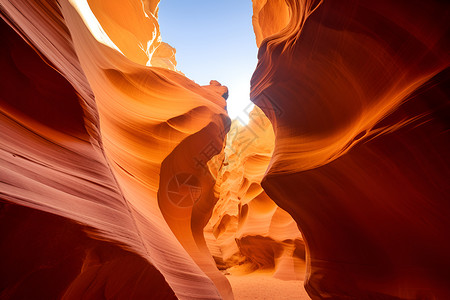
[251,0,450,299]
[0,0,232,298]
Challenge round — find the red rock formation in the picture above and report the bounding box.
[1,0,232,298]
[0,201,176,299]
[251,0,450,298]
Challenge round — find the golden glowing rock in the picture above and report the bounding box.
[205,107,305,281]
[252,0,290,47]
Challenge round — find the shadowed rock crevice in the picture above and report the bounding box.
[0,201,177,300]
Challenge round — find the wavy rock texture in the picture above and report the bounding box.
[205,107,306,280]
[251,0,450,299]
[0,0,232,299]
[1,0,449,299]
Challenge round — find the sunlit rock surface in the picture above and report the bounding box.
[1,0,231,298]
[251,0,450,299]
[205,107,305,281]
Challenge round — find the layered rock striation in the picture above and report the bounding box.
[1,0,232,298]
[251,0,450,298]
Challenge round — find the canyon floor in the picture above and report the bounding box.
[227,275,310,300]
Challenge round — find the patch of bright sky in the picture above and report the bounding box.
[158,0,257,124]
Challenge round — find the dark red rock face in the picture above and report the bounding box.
[0,17,87,137]
[0,201,177,300]
[252,0,450,299]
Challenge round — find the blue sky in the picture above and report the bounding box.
[158,0,257,123]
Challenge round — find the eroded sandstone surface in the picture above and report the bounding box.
[1,0,449,299]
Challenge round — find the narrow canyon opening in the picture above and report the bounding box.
[157,1,308,298]
[158,0,257,123]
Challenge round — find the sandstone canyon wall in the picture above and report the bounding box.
[1,0,232,298]
[251,0,450,299]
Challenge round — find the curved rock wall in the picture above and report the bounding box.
[1,0,232,298]
[251,0,450,298]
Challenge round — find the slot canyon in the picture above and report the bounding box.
[0,0,449,299]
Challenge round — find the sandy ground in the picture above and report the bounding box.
[226,274,311,300]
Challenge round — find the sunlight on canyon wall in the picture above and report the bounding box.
[205,107,305,281]
[251,0,450,299]
[0,0,232,298]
